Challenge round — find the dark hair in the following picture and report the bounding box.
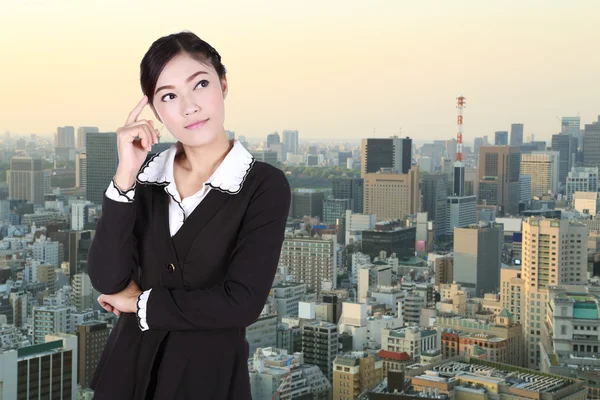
[140,31,228,105]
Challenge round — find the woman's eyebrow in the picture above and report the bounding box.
[154,71,209,94]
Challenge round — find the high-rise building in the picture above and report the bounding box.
[363,166,420,222]
[360,136,412,177]
[266,132,280,147]
[301,321,339,381]
[561,116,582,150]
[495,131,508,145]
[500,265,524,325]
[421,174,448,237]
[282,130,299,161]
[510,123,524,147]
[520,174,532,203]
[332,177,363,213]
[75,152,87,190]
[280,234,336,296]
[250,150,278,166]
[583,116,600,169]
[291,189,324,220]
[56,126,75,148]
[0,339,78,399]
[520,151,559,197]
[76,126,99,149]
[446,195,477,234]
[521,217,588,369]
[85,132,118,204]
[478,146,521,215]
[72,273,94,312]
[551,134,575,186]
[32,306,76,344]
[453,222,502,297]
[8,156,45,206]
[361,225,416,260]
[77,321,109,389]
[322,197,350,225]
[565,166,599,202]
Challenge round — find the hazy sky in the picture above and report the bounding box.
[1,0,599,143]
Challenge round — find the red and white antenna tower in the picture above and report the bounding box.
[456,95,466,162]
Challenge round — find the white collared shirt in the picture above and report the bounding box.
[103,139,255,331]
[105,139,254,237]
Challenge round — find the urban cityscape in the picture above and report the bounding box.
[3,1,600,399]
[0,110,599,399]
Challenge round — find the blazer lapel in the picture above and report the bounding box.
[171,188,233,264]
[151,185,180,266]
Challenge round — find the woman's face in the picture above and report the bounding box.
[151,52,227,147]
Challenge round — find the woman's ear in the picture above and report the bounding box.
[221,77,228,100]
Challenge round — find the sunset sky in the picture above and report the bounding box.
[1,0,599,143]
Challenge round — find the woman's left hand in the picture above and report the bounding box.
[97,279,143,316]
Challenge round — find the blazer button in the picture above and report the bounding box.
[167,263,176,274]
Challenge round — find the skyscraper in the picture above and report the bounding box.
[76,126,99,149]
[478,146,521,215]
[282,130,299,161]
[332,177,363,213]
[266,131,280,147]
[520,151,559,197]
[85,132,118,204]
[360,136,412,177]
[363,166,420,222]
[583,116,600,169]
[8,156,44,206]
[56,126,75,148]
[551,134,575,185]
[453,223,502,297]
[561,116,582,150]
[495,131,508,145]
[510,123,524,147]
[521,218,588,368]
[421,174,448,237]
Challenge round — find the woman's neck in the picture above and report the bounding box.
[175,134,233,178]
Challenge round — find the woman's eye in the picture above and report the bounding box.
[161,93,176,102]
[160,80,208,102]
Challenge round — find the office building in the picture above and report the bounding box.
[332,177,363,213]
[333,352,383,400]
[565,166,599,202]
[510,123,524,147]
[291,189,324,220]
[551,134,576,186]
[478,146,521,215]
[446,195,477,235]
[8,156,45,206]
[453,223,502,297]
[85,132,118,205]
[421,174,448,237]
[520,151,559,198]
[280,234,336,296]
[521,217,588,369]
[360,136,412,177]
[494,131,508,145]
[363,166,420,222]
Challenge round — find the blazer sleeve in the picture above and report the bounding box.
[87,180,140,295]
[139,168,291,331]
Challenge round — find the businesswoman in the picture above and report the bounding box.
[87,30,291,399]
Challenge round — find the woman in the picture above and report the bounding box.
[87,31,291,399]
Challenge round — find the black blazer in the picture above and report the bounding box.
[87,151,291,399]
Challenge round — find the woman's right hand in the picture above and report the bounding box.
[114,95,160,189]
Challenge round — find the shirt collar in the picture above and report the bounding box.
[136,139,255,195]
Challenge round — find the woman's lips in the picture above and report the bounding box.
[185,119,209,129]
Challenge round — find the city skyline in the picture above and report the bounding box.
[1,0,599,142]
